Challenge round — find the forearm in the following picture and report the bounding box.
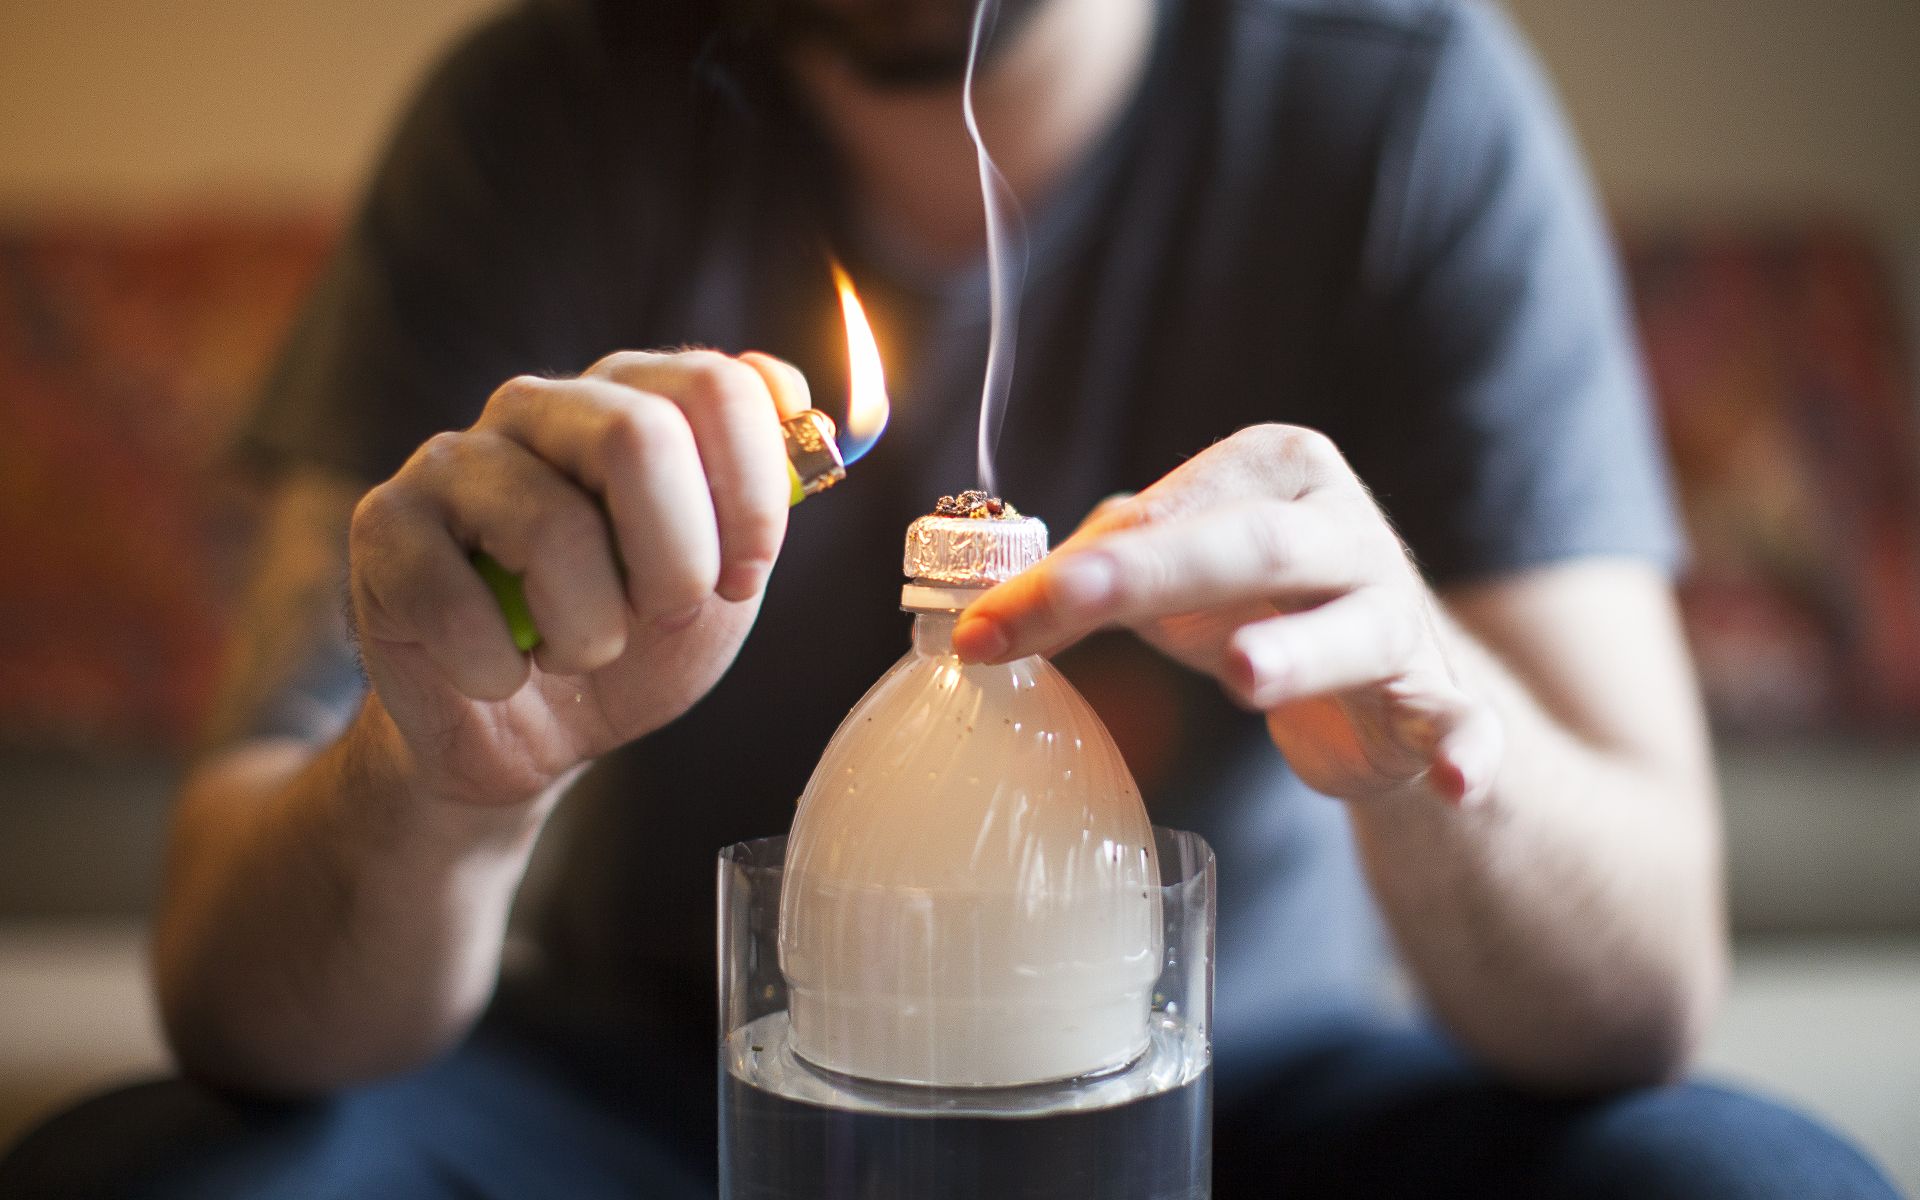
[1348,616,1726,1092]
[154,695,559,1096]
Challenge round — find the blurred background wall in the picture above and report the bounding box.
[2,0,1916,1187]
[3,0,1916,238]
[1515,0,1920,244]
[0,0,488,215]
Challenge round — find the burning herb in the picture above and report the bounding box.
[933,490,1020,520]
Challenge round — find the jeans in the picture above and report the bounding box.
[0,996,1899,1199]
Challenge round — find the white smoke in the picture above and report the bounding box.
[963,0,1030,496]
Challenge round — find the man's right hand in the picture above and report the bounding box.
[348,349,811,809]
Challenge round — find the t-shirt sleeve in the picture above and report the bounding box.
[241,4,625,483]
[1342,0,1684,584]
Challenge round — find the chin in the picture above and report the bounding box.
[731,0,1048,87]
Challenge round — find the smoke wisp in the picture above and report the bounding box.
[962,0,1029,496]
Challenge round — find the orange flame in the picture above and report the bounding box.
[833,262,890,463]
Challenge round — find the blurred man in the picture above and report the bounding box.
[0,0,1900,1195]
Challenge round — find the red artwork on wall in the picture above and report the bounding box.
[0,215,1914,748]
[0,215,333,747]
[1626,227,1920,735]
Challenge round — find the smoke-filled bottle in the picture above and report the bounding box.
[781,494,1159,1086]
[717,493,1216,1199]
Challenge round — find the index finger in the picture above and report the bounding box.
[587,351,792,602]
[739,351,813,421]
[952,499,1367,664]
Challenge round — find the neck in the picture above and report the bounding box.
[790,0,1156,269]
[911,609,961,657]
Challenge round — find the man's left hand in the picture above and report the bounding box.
[953,424,1504,807]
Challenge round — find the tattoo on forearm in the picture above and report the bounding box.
[198,475,367,752]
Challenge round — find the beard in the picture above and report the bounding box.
[720,0,1051,87]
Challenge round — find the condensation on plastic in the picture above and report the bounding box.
[777,604,1164,1087]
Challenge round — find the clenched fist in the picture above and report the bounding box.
[349,349,811,807]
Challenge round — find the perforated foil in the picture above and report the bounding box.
[902,512,1048,585]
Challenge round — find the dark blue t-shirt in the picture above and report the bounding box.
[245,0,1681,1093]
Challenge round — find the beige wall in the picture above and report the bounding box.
[0,0,498,213]
[1505,0,1920,242]
[2,0,1917,235]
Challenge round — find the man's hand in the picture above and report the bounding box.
[350,349,810,808]
[157,348,817,1094]
[959,423,1724,1091]
[953,423,1504,808]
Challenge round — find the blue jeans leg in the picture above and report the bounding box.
[0,1011,713,1200]
[1214,1018,1903,1199]
[5,1008,1901,1198]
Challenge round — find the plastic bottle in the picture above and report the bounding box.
[779,493,1162,1087]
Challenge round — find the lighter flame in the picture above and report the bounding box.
[833,262,890,465]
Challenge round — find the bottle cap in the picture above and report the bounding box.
[902,492,1048,590]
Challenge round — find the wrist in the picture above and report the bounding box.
[335,695,557,863]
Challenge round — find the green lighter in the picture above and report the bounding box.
[472,408,848,652]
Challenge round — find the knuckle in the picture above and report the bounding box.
[1288,426,1341,464]
[526,500,604,564]
[362,541,443,642]
[349,482,404,552]
[1240,421,1333,462]
[1229,422,1299,459]
[1242,500,1296,577]
[594,410,649,469]
[1122,492,1177,531]
[683,354,765,411]
[588,349,654,379]
[1085,492,1136,529]
[432,591,499,660]
[415,429,466,471]
[1096,542,1158,611]
[485,373,548,416]
[596,401,686,470]
[410,584,465,649]
[728,504,787,559]
[661,563,720,614]
[762,354,811,402]
[1232,423,1348,497]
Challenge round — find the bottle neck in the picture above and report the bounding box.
[910,610,961,658]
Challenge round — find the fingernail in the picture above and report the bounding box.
[1430,758,1471,806]
[1232,637,1287,706]
[1049,554,1116,614]
[954,617,1010,663]
[1433,749,1489,807]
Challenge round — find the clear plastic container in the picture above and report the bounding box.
[719,830,1215,1199]
[715,499,1215,1197]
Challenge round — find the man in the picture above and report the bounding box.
[0,0,1899,1195]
